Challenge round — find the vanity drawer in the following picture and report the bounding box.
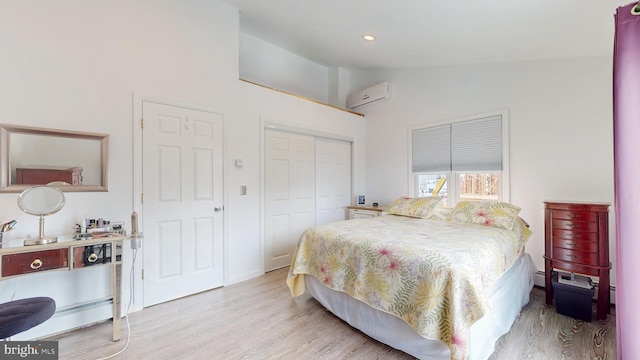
[72,244,112,268]
[1,249,69,277]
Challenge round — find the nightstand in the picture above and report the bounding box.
[347,205,385,219]
[543,201,610,320]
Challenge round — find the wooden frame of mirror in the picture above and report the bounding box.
[0,124,109,192]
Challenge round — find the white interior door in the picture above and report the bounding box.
[315,138,352,225]
[142,101,224,307]
[264,129,315,271]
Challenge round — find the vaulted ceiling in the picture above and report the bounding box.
[220,0,632,70]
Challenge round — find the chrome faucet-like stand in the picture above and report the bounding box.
[24,214,58,245]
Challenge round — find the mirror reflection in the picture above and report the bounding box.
[0,124,109,192]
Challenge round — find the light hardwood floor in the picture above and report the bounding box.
[48,267,615,360]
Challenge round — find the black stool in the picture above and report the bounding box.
[0,297,56,339]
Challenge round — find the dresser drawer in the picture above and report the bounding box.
[552,219,598,232]
[551,210,597,222]
[553,229,598,242]
[553,237,598,252]
[552,247,597,265]
[1,249,69,277]
[349,209,383,219]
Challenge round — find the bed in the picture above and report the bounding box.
[286,198,535,360]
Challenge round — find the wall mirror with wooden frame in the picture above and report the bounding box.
[0,124,109,193]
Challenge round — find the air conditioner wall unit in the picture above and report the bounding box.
[347,82,391,110]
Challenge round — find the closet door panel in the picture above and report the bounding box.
[265,130,316,271]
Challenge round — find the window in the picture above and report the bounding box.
[410,111,509,207]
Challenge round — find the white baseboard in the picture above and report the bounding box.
[224,269,265,286]
[533,270,616,305]
[533,270,546,288]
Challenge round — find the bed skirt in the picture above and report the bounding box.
[305,253,536,360]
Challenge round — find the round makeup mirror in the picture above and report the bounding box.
[17,185,65,245]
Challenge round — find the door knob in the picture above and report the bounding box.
[214,207,223,212]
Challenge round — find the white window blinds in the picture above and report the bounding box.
[412,115,502,173]
[412,124,451,172]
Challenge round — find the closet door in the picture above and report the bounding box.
[315,137,352,225]
[264,130,316,271]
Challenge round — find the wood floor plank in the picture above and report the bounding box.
[46,267,615,360]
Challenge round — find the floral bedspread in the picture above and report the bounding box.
[286,215,531,360]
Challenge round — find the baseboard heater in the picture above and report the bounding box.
[51,297,113,318]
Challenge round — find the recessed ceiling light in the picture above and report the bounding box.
[363,34,375,41]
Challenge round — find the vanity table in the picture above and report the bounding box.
[0,235,126,341]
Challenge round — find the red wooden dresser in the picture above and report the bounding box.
[543,201,610,320]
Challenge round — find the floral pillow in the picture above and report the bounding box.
[384,196,444,219]
[426,206,453,221]
[450,200,521,230]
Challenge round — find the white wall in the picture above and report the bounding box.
[239,33,355,109]
[0,0,238,339]
[240,33,330,103]
[224,82,365,285]
[350,57,616,285]
[0,0,365,340]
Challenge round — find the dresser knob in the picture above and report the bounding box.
[30,259,43,269]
